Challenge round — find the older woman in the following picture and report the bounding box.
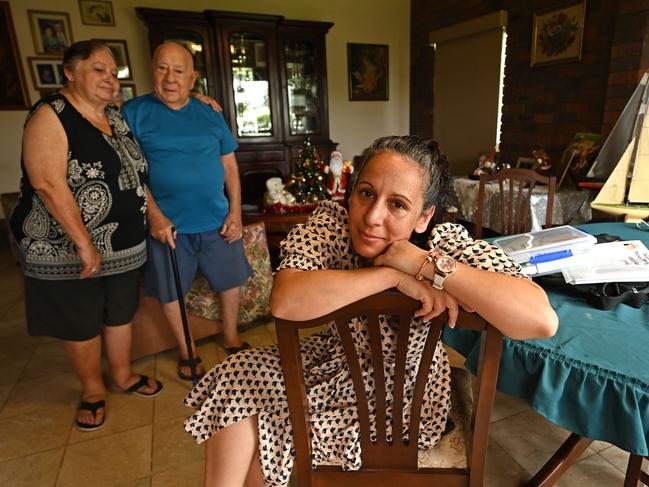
[184,135,558,487]
[10,40,162,432]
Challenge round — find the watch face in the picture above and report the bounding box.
[437,256,456,273]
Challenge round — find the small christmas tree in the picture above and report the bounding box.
[286,138,328,204]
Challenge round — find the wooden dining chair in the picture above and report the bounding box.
[474,168,556,239]
[624,454,649,486]
[275,289,503,487]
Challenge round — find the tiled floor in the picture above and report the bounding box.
[0,241,632,486]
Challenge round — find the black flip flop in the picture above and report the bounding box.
[177,356,206,381]
[126,375,164,397]
[76,399,106,432]
[223,342,251,355]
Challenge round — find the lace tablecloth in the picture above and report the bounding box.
[448,177,593,232]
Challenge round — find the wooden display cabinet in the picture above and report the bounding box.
[136,8,337,207]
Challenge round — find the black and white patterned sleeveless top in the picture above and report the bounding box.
[10,93,148,280]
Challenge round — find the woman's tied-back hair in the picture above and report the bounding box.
[62,40,113,85]
[350,135,451,248]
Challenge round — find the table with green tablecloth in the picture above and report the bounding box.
[443,222,649,484]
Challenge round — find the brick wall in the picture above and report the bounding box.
[411,0,649,171]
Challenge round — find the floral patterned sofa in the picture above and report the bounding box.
[131,221,273,359]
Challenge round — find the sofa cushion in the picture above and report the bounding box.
[185,221,273,324]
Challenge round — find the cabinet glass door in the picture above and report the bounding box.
[285,40,319,135]
[163,32,209,94]
[229,33,272,137]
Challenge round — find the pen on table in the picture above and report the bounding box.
[529,249,574,264]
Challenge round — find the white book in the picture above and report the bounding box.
[562,240,649,284]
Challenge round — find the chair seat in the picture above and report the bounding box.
[318,367,473,470]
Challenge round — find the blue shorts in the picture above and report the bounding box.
[143,229,252,304]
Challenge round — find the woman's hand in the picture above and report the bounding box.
[395,274,465,327]
[191,92,222,112]
[78,242,101,279]
[374,239,428,276]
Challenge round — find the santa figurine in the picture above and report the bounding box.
[324,150,354,200]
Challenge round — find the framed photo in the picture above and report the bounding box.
[116,83,136,103]
[79,0,115,26]
[561,132,603,186]
[27,10,73,55]
[347,43,389,101]
[27,56,64,91]
[0,2,30,110]
[531,1,586,66]
[95,39,132,80]
[516,157,538,170]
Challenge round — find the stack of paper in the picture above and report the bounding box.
[562,240,649,284]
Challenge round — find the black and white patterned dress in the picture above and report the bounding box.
[185,200,522,487]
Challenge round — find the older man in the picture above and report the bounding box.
[122,42,251,380]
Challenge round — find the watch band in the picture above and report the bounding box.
[432,272,446,290]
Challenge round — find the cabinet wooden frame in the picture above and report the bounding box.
[0,1,30,110]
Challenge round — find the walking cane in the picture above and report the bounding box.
[167,239,199,385]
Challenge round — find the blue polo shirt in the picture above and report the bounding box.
[122,94,238,233]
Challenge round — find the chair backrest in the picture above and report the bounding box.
[474,168,556,239]
[275,289,503,487]
[624,455,649,486]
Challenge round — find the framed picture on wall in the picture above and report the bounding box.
[347,43,389,101]
[27,10,73,55]
[79,0,115,26]
[95,39,132,80]
[116,83,136,102]
[27,56,64,91]
[0,2,30,110]
[531,1,586,66]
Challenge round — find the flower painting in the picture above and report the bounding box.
[531,2,586,66]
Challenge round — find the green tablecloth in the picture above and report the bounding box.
[443,223,649,455]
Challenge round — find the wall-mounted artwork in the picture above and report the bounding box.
[531,1,586,66]
[117,83,136,102]
[95,39,132,80]
[79,0,115,26]
[0,2,30,110]
[28,10,72,55]
[347,43,389,101]
[27,56,64,91]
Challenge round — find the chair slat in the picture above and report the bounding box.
[335,316,373,457]
[475,169,556,239]
[407,317,445,456]
[367,312,387,446]
[391,311,411,451]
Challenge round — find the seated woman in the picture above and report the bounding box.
[184,135,558,487]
